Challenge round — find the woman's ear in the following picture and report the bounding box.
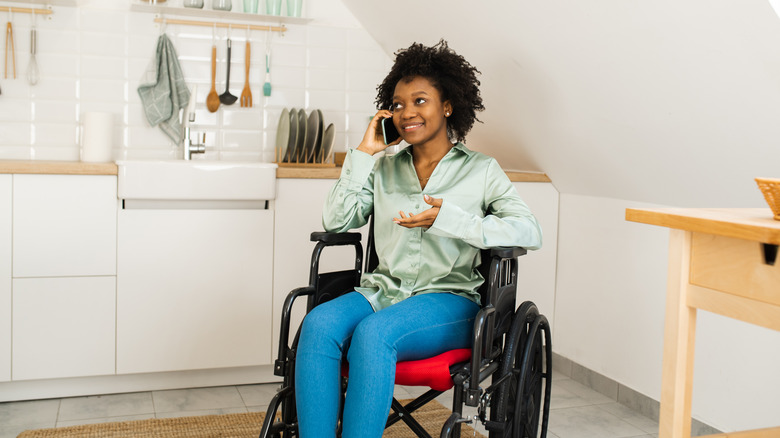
[444,101,453,117]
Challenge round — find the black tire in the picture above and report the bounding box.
[490,301,552,438]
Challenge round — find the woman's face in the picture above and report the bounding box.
[391,76,452,147]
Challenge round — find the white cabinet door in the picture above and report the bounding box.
[0,175,11,382]
[12,276,116,381]
[513,182,559,328]
[117,208,274,374]
[13,175,117,277]
[271,179,367,359]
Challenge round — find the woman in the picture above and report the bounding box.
[295,40,542,438]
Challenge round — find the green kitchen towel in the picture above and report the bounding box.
[138,34,190,145]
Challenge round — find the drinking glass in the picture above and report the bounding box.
[243,0,258,13]
[212,0,232,11]
[266,0,282,15]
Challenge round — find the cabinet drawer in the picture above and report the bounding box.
[690,232,780,307]
[13,175,117,277]
[13,276,116,381]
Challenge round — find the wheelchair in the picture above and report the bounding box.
[260,221,552,438]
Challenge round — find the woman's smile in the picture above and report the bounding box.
[402,122,424,132]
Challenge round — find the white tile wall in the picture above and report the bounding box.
[0,0,391,162]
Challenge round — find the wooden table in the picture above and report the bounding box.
[626,208,780,438]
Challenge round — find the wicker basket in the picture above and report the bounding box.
[755,177,780,220]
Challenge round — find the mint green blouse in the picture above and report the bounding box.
[323,143,543,311]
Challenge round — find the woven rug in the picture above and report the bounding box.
[17,399,486,438]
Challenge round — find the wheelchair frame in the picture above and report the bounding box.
[260,226,552,438]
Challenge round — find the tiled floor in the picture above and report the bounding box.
[0,371,658,438]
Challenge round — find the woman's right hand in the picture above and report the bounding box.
[356,110,401,156]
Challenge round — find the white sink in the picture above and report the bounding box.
[117,160,278,201]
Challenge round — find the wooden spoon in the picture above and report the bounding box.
[206,44,220,113]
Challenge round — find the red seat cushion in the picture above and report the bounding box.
[395,348,472,391]
[342,348,472,392]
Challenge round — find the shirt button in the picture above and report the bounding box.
[345,169,351,175]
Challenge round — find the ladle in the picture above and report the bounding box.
[219,36,237,105]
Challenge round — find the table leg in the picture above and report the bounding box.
[659,229,697,438]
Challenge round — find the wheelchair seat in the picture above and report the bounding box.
[260,220,552,438]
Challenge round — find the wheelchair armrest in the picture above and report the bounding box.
[310,231,362,245]
[274,285,315,377]
[488,246,527,259]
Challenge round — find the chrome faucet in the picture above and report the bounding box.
[183,112,206,160]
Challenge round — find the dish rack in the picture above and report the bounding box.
[275,108,336,168]
[275,148,335,168]
[755,177,780,220]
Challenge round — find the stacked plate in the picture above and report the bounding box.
[276,108,336,164]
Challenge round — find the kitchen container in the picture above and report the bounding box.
[184,0,204,8]
[243,0,258,13]
[80,112,114,163]
[756,177,780,220]
[286,0,302,17]
[266,0,281,15]
[212,0,232,11]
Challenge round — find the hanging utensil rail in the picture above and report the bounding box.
[0,6,52,16]
[154,17,285,34]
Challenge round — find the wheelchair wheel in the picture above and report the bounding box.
[490,301,552,438]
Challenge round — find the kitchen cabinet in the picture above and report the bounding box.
[0,175,11,383]
[512,182,559,328]
[117,206,274,374]
[12,277,116,381]
[13,175,117,277]
[272,178,367,358]
[10,174,118,381]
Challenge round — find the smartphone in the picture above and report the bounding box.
[381,117,401,145]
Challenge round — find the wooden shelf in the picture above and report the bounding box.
[0,0,79,6]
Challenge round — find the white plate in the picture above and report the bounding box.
[320,123,335,163]
[312,109,324,162]
[285,108,298,163]
[305,110,321,163]
[275,108,290,162]
[295,109,307,163]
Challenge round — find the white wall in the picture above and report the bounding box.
[0,0,391,161]
[556,194,780,432]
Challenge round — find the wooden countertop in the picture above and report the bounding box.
[0,160,118,176]
[0,160,551,183]
[626,207,780,245]
[276,166,551,182]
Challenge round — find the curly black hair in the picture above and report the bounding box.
[375,40,484,143]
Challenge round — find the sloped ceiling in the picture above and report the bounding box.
[341,0,780,207]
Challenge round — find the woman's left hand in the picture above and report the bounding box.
[393,195,443,228]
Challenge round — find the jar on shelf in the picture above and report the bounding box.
[184,0,204,8]
[212,0,232,11]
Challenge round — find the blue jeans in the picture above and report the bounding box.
[295,291,479,438]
